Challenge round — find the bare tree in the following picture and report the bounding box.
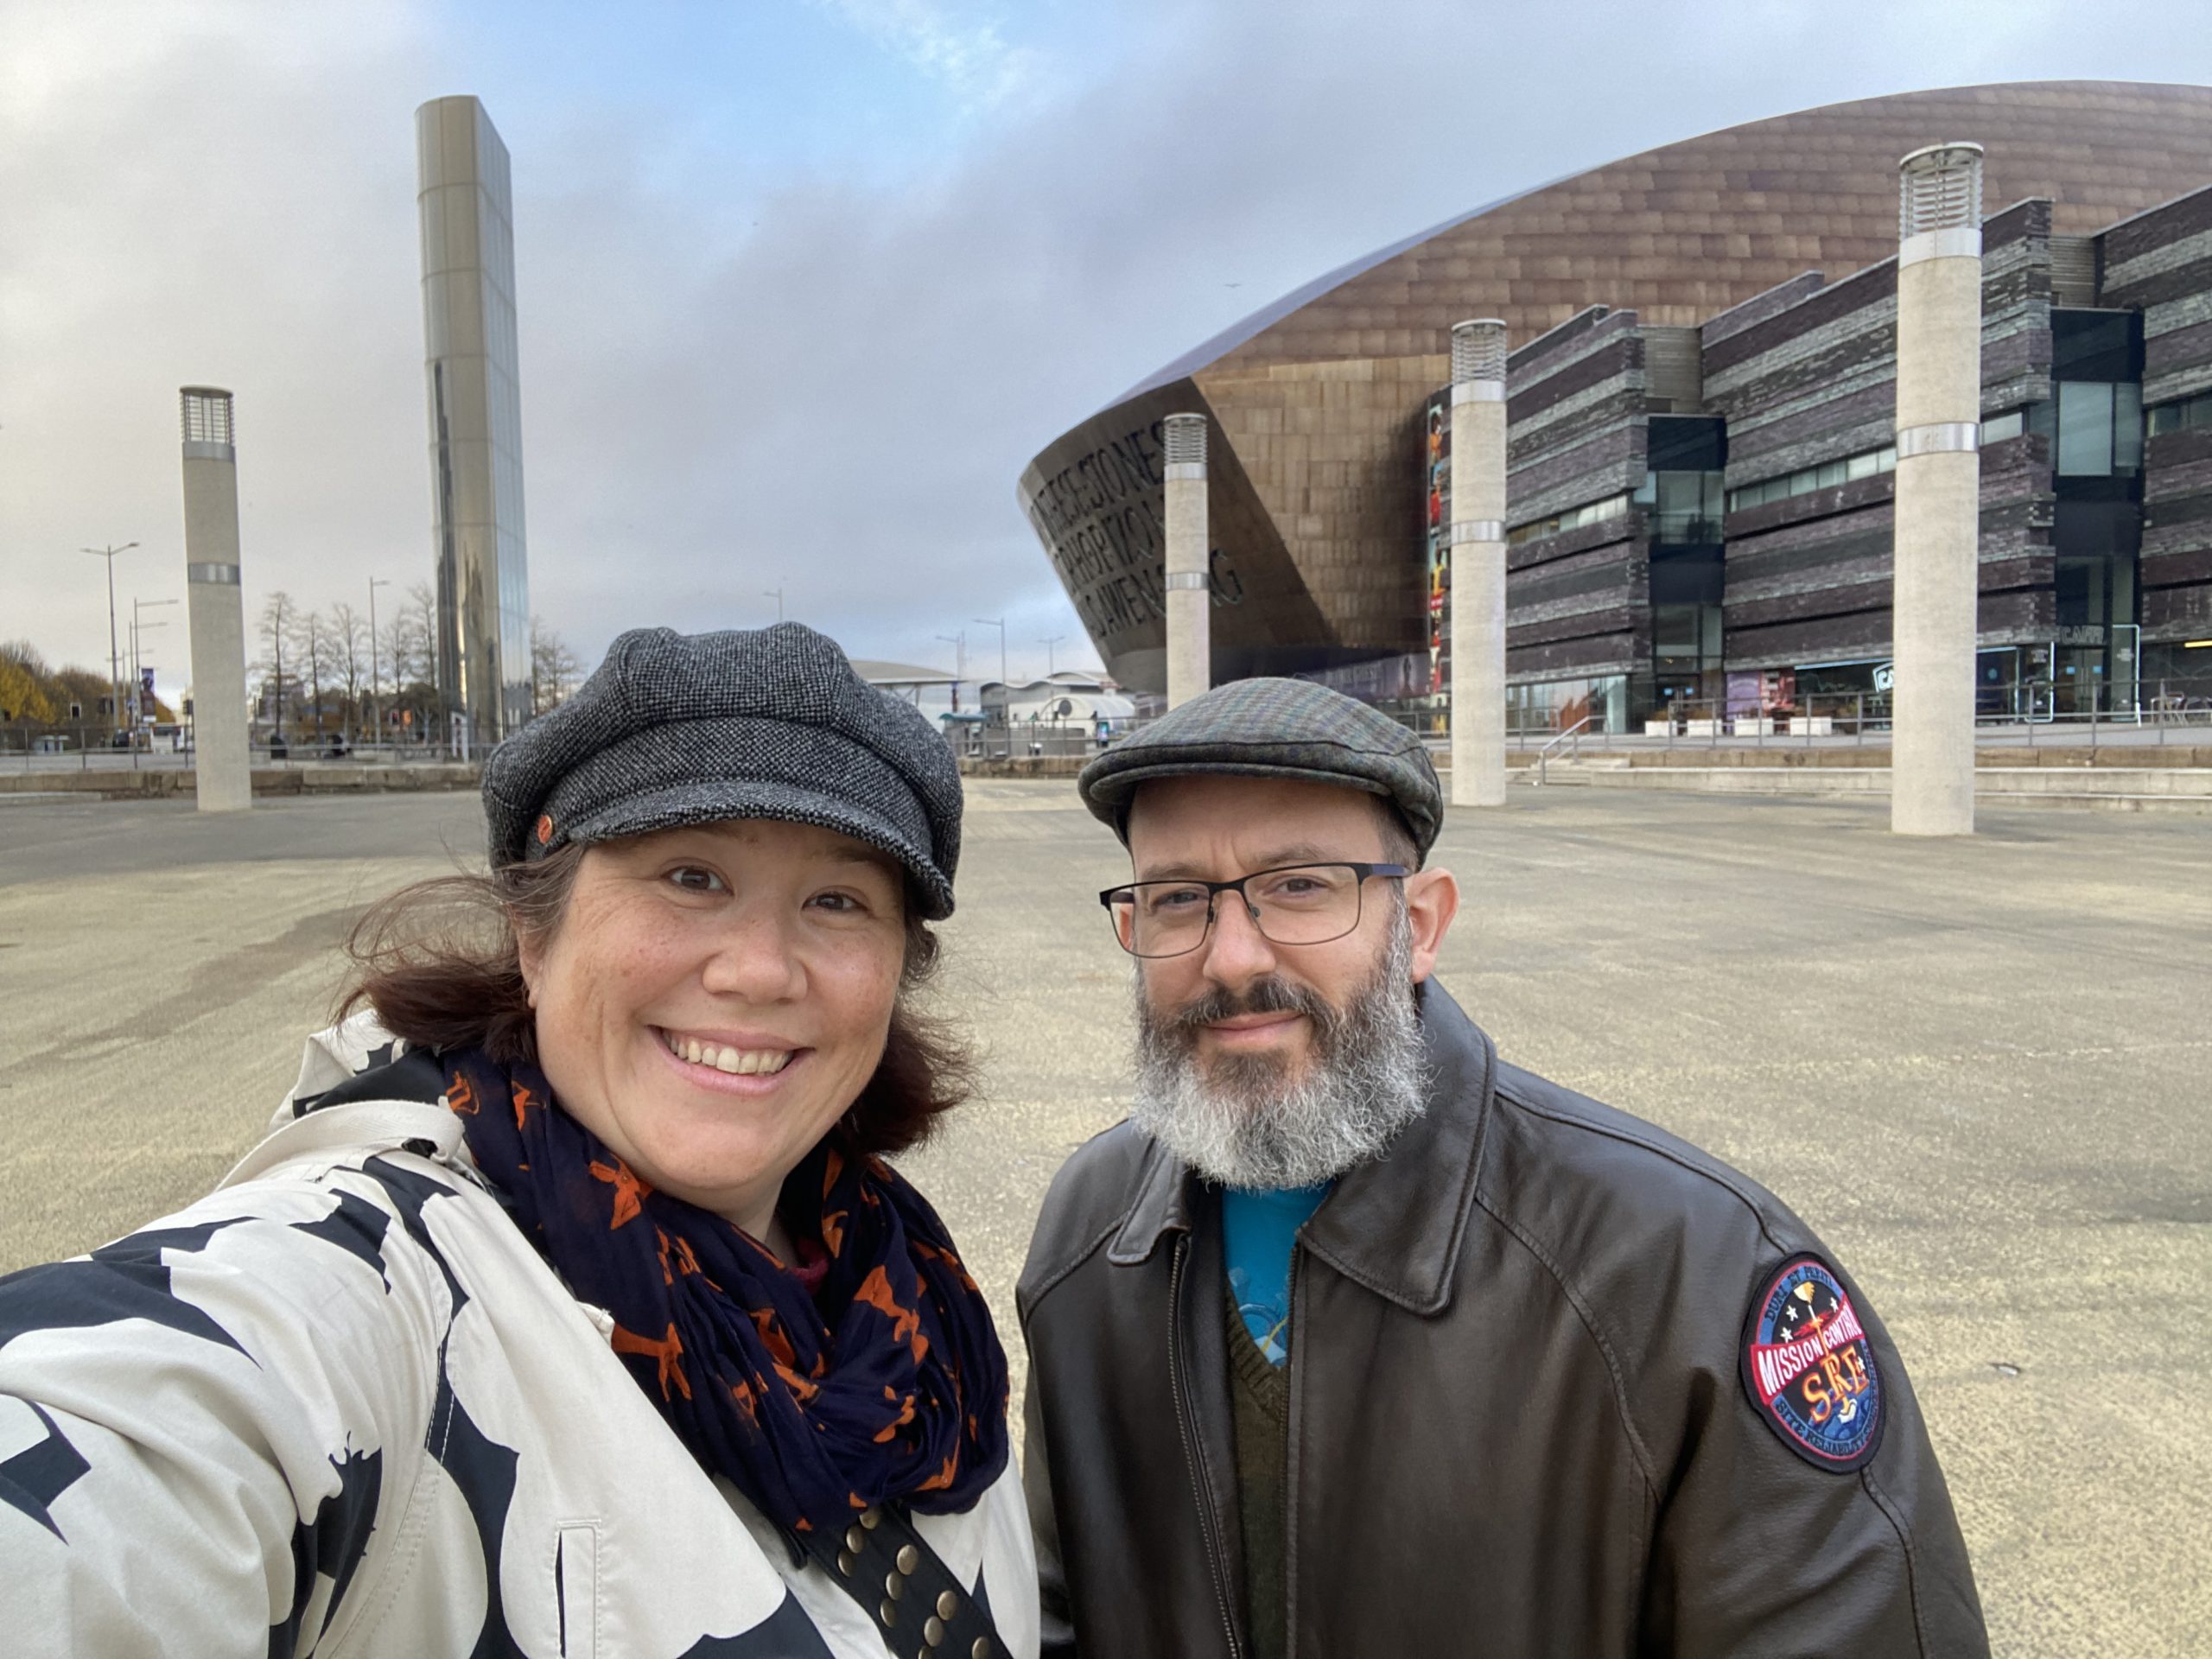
[378,612,414,721]
[329,601,367,746]
[289,609,333,746]
[378,583,439,745]
[530,615,584,715]
[408,583,440,742]
[258,591,295,744]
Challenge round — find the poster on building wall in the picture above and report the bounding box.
[1423,391,1451,695]
[1725,669,1796,715]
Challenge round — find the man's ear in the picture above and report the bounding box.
[1403,865,1459,983]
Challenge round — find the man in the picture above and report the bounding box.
[1017,678,1987,1658]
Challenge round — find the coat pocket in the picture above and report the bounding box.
[556,1523,600,1659]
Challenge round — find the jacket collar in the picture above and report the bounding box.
[1107,978,1497,1314]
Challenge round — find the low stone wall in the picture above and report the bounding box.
[0,764,482,798]
[1532,761,2212,810]
[957,754,1090,779]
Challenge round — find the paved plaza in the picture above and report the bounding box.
[1,783,2207,1654]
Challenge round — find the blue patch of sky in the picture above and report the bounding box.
[425,1,1093,206]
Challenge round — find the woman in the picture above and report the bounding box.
[0,624,1036,1658]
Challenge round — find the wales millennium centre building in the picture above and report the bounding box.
[1020,82,2212,731]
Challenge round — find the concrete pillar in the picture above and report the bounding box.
[1163,413,1211,709]
[1891,143,1985,837]
[1449,319,1510,806]
[179,387,251,813]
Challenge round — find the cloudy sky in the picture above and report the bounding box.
[6,0,2211,698]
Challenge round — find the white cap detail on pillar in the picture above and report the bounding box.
[1448,320,1510,809]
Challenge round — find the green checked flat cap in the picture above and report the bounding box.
[1076,677,1442,856]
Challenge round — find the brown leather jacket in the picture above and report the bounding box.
[1016,982,1988,1657]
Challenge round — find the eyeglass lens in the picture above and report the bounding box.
[1109,865,1366,958]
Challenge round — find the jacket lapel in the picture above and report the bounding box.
[1295,978,1496,1316]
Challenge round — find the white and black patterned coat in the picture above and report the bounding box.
[0,1018,1039,1658]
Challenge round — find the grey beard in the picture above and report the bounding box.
[1128,904,1429,1189]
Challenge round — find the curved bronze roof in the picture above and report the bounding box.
[1025,80,2212,690]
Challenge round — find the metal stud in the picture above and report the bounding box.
[925,1615,946,1644]
[896,1544,920,1575]
[937,1591,958,1620]
[885,1572,906,1599]
[880,1599,899,1628]
[972,1639,992,1658]
[846,1526,868,1554]
[860,1507,883,1529]
[836,1550,857,1578]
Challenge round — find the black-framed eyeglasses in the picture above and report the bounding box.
[1098,862,1408,959]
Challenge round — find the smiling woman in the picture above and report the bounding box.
[344,819,971,1224]
[0,624,1035,1659]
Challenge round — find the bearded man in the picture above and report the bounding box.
[1015,678,1987,1659]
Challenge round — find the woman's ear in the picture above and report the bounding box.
[514,921,543,1010]
[1403,865,1460,983]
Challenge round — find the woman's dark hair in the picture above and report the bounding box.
[337,842,975,1157]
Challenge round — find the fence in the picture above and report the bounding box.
[4,727,471,772]
[1068,674,2212,760]
[952,721,1116,761]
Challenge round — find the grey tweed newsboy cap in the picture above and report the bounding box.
[482,623,963,918]
[1076,677,1442,856]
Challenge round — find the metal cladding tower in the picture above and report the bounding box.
[417,94,531,749]
[1162,413,1211,709]
[1449,320,1510,807]
[178,387,251,812]
[1891,143,1984,837]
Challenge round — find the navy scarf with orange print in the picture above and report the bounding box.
[440,1048,1010,1538]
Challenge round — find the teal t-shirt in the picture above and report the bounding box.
[1222,1182,1332,1365]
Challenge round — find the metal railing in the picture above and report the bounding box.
[954,721,1116,761]
[1534,715,1597,785]
[4,730,474,772]
[954,677,2212,770]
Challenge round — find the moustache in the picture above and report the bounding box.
[1157,976,1338,1044]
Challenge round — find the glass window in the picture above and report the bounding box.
[1647,415,1727,473]
[2115,382,2144,474]
[1846,451,1877,480]
[2057,381,2115,476]
[1981,410,2024,444]
[2052,309,2143,383]
[1817,461,1846,488]
[1655,604,1700,657]
[2056,557,2113,627]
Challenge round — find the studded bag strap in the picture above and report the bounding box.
[805,1502,1007,1659]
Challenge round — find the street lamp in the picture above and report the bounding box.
[130,597,177,727]
[368,576,392,750]
[766,584,785,623]
[79,542,141,739]
[972,617,1007,686]
[934,631,967,715]
[1039,634,1067,675]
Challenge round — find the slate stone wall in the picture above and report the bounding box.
[2103,183,2212,642]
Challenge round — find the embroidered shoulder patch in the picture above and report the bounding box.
[1739,1254,1884,1471]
